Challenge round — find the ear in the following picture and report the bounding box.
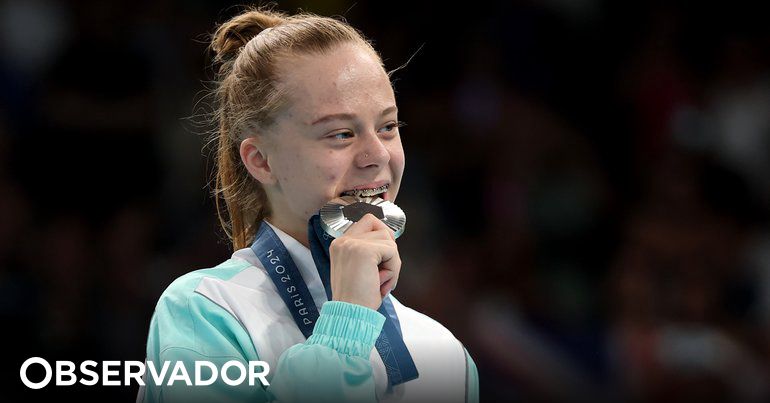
[239,137,276,185]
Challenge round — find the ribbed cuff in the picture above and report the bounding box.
[306,301,386,358]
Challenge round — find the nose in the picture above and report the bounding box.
[356,131,390,168]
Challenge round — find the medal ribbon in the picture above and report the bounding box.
[251,218,418,386]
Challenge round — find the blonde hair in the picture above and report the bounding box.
[207,4,382,250]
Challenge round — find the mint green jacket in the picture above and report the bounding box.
[138,259,479,403]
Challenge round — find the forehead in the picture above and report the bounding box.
[279,43,395,125]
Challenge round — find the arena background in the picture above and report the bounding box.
[1,0,769,401]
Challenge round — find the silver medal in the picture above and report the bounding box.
[319,196,406,239]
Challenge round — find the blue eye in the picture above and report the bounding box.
[379,121,405,134]
[330,121,404,141]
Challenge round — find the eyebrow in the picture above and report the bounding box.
[310,106,398,126]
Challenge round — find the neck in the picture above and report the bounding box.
[265,216,310,249]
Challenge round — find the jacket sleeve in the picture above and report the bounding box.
[267,301,385,402]
[139,286,385,403]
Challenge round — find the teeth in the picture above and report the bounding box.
[342,184,389,197]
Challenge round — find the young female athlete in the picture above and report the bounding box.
[138,6,479,402]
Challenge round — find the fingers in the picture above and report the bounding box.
[331,213,401,304]
[375,243,400,289]
[353,238,399,278]
[343,213,380,235]
[379,268,398,297]
[380,279,394,297]
[379,270,398,288]
[344,213,395,240]
[346,228,395,242]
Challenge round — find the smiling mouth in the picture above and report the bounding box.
[340,184,389,198]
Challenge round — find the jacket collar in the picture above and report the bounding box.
[232,220,329,309]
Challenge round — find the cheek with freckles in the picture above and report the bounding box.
[284,149,348,215]
[311,155,347,188]
[298,164,337,212]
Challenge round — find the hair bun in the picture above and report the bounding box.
[211,8,286,62]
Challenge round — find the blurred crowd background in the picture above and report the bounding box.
[1,0,769,401]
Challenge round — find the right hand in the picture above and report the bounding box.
[328,213,401,310]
